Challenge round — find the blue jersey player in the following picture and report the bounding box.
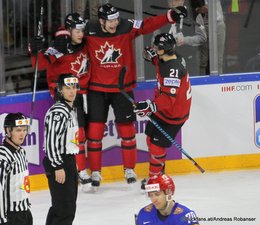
[136,174,199,225]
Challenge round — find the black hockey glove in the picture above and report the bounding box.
[53,27,71,54]
[133,99,157,117]
[170,6,188,23]
[143,46,157,63]
[28,35,45,55]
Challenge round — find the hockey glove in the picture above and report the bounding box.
[134,99,157,117]
[143,46,157,63]
[28,35,45,55]
[53,27,71,54]
[169,6,187,23]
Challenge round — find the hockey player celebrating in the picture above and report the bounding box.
[29,13,91,187]
[136,174,199,225]
[0,113,33,225]
[43,74,79,225]
[134,33,191,188]
[84,3,188,188]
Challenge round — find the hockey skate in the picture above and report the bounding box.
[78,170,92,192]
[91,171,102,189]
[78,170,92,185]
[124,168,137,184]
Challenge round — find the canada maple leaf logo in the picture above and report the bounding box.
[71,53,88,77]
[95,42,122,64]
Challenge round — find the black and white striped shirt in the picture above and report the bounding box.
[0,141,31,224]
[43,101,79,169]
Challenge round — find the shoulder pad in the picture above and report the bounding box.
[173,206,184,215]
[45,47,64,58]
[144,203,153,212]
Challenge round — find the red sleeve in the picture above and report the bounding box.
[133,12,175,37]
[30,52,56,71]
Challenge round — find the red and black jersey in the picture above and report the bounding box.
[30,47,64,71]
[47,41,90,96]
[153,55,192,125]
[31,40,90,96]
[85,13,174,93]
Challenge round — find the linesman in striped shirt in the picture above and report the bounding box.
[43,74,79,225]
[0,113,32,225]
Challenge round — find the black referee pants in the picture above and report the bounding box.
[7,210,33,225]
[43,155,78,225]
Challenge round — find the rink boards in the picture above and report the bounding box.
[0,73,260,190]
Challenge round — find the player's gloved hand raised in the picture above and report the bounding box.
[169,6,187,23]
[53,27,71,54]
[143,46,157,63]
[28,35,45,55]
[133,99,157,117]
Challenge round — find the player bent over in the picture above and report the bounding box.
[136,174,199,225]
[134,33,191,189]
[0,113,33,225]
[43,74,79,225]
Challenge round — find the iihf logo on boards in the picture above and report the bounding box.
[95,41,122,64]
[254,94,260,148]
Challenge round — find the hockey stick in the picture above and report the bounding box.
[30,0,44,125]
[116,6,156,17]
[150,5,205,28]
[118,66,205,173]
[244,0,255,28]
[150,5,171,10]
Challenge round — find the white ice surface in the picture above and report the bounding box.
[31,169,260,225]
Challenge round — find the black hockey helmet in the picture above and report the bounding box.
[56,74,79,92]
[98,3,119,20]
[153,33,176,55]
[4,112,29,128]
[65,13,86,30]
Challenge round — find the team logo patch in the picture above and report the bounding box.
[20,176,30,193]
[95,42,122,64]
[133,20,143,29]
[170,88,176,95]
[45,47,64,58]
[173,207,183,214]
[144,204,153,212]
[71,53,89,77]
[71,131,79,145]
[163,78,181,87]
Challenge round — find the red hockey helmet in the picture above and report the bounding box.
[146,174,175,195]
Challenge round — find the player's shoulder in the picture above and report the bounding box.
[137,204,156,225]
[47,102,70,118]
[44,47,64,58]
[139,203,155,215]
[125,18,143,30]
[115,18,138,34]
[173,202,191,214]
[0,145,15,163]
[173,202,199,224]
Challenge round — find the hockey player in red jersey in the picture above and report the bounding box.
[134,33,192,188]
[136,174,199,225]
[29,13,91,188]
[84,3,188,188]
